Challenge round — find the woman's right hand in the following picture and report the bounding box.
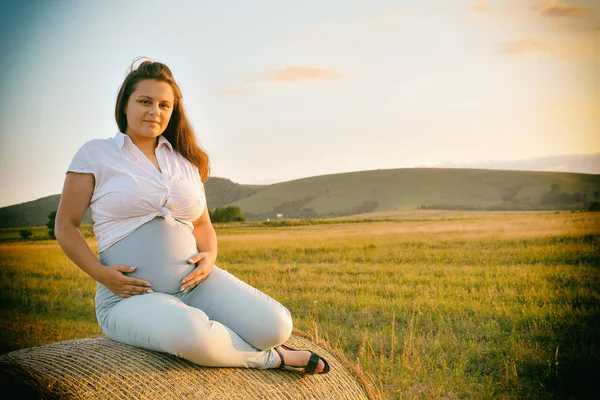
[99,265,153,298]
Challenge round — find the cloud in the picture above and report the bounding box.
[222,65,344,94]
[469,0,515,15]
[424,154,600,175]
[536,0,591,17]
[497,37,594,59]
[263,65,343,83]
[471,0,490,13]
[497,38,561,55]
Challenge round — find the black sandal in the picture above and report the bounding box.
[274,344,330,375]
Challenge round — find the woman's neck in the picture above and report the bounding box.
[127,133,158,155]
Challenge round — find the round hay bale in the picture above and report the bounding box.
[0,330,379,399]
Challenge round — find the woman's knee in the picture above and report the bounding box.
[255,306,293,350]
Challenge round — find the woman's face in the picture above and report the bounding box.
[124,79,175,142]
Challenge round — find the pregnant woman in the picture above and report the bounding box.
[55,59,329,375]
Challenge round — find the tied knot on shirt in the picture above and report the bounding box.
[159,206,178,227]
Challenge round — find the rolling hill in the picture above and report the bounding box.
[1,168,598,228]
[230,168,600,219]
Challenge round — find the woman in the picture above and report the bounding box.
[55,59,329,375]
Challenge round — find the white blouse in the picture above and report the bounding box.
[66,131,206,253]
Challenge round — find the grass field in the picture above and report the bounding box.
[1,211,599,399]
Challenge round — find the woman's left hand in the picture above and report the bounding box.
[180,251,216,292]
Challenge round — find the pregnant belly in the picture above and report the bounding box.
[98,218,197,294]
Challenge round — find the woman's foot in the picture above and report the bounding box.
[274,345,330,374]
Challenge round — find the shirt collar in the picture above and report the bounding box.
[157,134,174,152]
[114,132,173,152]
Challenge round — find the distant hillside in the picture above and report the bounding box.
[2,169,598,228]
[204,177,267,208]
[0,177,266,228]
[0,195,81,230]
[229,168,600,219]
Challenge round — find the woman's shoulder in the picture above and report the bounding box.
[68,137,120,171]
[77,136,120,154]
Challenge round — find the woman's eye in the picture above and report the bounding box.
[140,100,150,104]
[160,104,170,109]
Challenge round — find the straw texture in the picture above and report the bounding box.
[0,331,378,399]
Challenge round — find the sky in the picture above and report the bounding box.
[0,0,598,207]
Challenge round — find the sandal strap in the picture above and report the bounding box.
[304,352,321,375]
[274,347,286,370]
[275,345,328,375]
[276,347,306,373]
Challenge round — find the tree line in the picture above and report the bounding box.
[419,184,600,212]
[19,206,247,240]
[540,184,598,206]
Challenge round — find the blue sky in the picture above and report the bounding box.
[0,0,598,207]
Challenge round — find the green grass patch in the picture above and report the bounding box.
[0,224,94,242]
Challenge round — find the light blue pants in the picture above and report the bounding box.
[95,219,291,369]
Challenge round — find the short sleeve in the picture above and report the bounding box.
[66,142,97,176]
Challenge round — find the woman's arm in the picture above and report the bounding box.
[180,201,218,292]
[55,172,151,297]
[192,204,217,256]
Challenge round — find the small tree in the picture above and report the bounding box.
[47,210,57,239]
[19,229,33,239]
[209,206,246,222]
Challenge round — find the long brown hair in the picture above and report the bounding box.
[115,57,210,182]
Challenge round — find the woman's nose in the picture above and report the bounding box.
[149,105,160,116]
